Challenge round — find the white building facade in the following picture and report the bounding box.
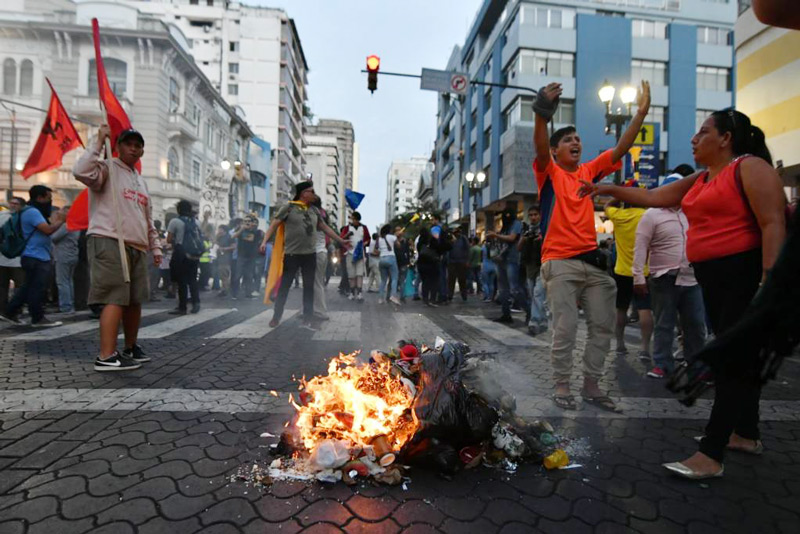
[386,156,429,222]
[304,133,343,229]
[0,0,253,226]
[127,0,310,205]
[306,118,356,226]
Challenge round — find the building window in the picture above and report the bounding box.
[207,0,214,5]
[521,6,574,28]
[483,127,491,152]
[553,100,575,125]
[229,62,239,74]
[169,77,180,112]
[697,66,730,91]
[645,106,668,132]
[483,88,492,111]
[190,0,198,4]
[631,19,668,39]
[470,109,477,130]
[697,26,731,45]
[631,60,667,86]
[230,42,239,52]
[228,84,238,96]
[19,60,33,96]
[192,160,201,187]
[3,59,16,95]
[469,143,476,164]
[696,109,714,131]
[510,50,574,78]
[88,58,127,98]
[167,147,180,180]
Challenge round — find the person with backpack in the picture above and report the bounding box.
[72,126,163,371]
[0,185,65,328]
[0,198,26,316]
[167,200,204,315]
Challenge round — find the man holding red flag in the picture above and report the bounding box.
[66,18,139,233]
[73,125,162,372]
[20,79,83,179]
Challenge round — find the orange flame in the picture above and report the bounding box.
[292,351,418,452]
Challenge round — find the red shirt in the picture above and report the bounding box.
[534,150,622,263]
[681,156,761,263]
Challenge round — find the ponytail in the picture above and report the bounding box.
[748,125,773,166]
[711,109,773,166]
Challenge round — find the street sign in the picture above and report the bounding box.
[626,122,660,188]
[420,68,470,95]
[634,123,656,146]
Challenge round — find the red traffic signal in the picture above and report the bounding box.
[366,55,380,72]
[366,55,380,93]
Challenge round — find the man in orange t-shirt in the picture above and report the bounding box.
[533,81,650,412]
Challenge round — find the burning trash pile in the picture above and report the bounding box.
[260,339,571,486]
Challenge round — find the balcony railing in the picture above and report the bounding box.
[168,111,199,140]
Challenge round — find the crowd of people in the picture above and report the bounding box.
[0,68,794,484]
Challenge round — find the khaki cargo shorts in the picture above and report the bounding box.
[88,236,150,306]
[346,254,366,278]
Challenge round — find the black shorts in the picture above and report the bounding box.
[614,273,651,311]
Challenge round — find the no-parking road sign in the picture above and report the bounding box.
[421,68,470,95]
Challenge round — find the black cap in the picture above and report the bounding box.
[28,185,53,200]
[293,180,314,200]
[117,129,145,146]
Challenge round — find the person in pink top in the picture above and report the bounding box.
[73,125,163,372]
[579,109,786,480]
[631,167,707,380]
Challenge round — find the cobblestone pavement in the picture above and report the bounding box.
[1,283,799,533]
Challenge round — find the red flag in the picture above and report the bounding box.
[66,188,89,231]
[20,79,83,179]
[91,18,140,172]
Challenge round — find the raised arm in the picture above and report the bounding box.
[579,173,701,208]
[72,125,110,192]
[533,83,562,171]
[611,81,650,164]
[318,219,349,249]
[740,157,787,276]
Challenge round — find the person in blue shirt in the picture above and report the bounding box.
[0,185,66,327]
[486,206,527,323]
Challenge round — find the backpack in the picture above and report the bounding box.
[180,216,205,259]
[0,207,34,259]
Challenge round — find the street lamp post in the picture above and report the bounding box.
[598,80,637,185]
[464,171,486,233]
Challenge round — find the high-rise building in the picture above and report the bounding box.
[735,6,799,196]
[0,0,255,226]
[128,0,309,205]
[386,156,430,222]
[307,119,356,224]
[434,0,737,228]
[304,134,343,229]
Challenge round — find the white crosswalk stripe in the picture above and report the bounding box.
[211,309,298,339]
[455,315,550,347]
[392,312,455,344]
[130,308,235,339]
[7,309,164,341]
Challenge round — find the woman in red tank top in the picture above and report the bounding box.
[577,109,786,479]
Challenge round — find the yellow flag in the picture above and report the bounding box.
[264,223,285,305]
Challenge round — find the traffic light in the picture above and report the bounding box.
[366,55,380,93]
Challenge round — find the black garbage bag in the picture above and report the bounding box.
[410,342,498,448]
[461,357,517,413]
[398,436,460,475]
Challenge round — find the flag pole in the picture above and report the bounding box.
[99,101,131,283]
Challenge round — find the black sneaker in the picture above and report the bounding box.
[190,304,201,314]
[492,315,514,324]
[31,318,63,328]
[0,313,22,326]
[123,344,151,363]
[94,351,142,372]
[169,308,187,315]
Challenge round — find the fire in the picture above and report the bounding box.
[292,351,418,452]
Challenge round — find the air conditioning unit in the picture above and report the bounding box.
[203,25,211,33]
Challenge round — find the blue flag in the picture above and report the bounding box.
[345,189,365,211]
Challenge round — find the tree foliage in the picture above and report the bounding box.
[389,200,446,240]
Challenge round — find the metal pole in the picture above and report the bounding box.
[614,121,622,185]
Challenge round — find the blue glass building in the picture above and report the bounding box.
[433,0,737,228]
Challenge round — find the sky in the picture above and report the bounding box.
[252,0,484,227]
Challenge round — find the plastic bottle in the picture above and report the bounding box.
[543,449,569,470]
